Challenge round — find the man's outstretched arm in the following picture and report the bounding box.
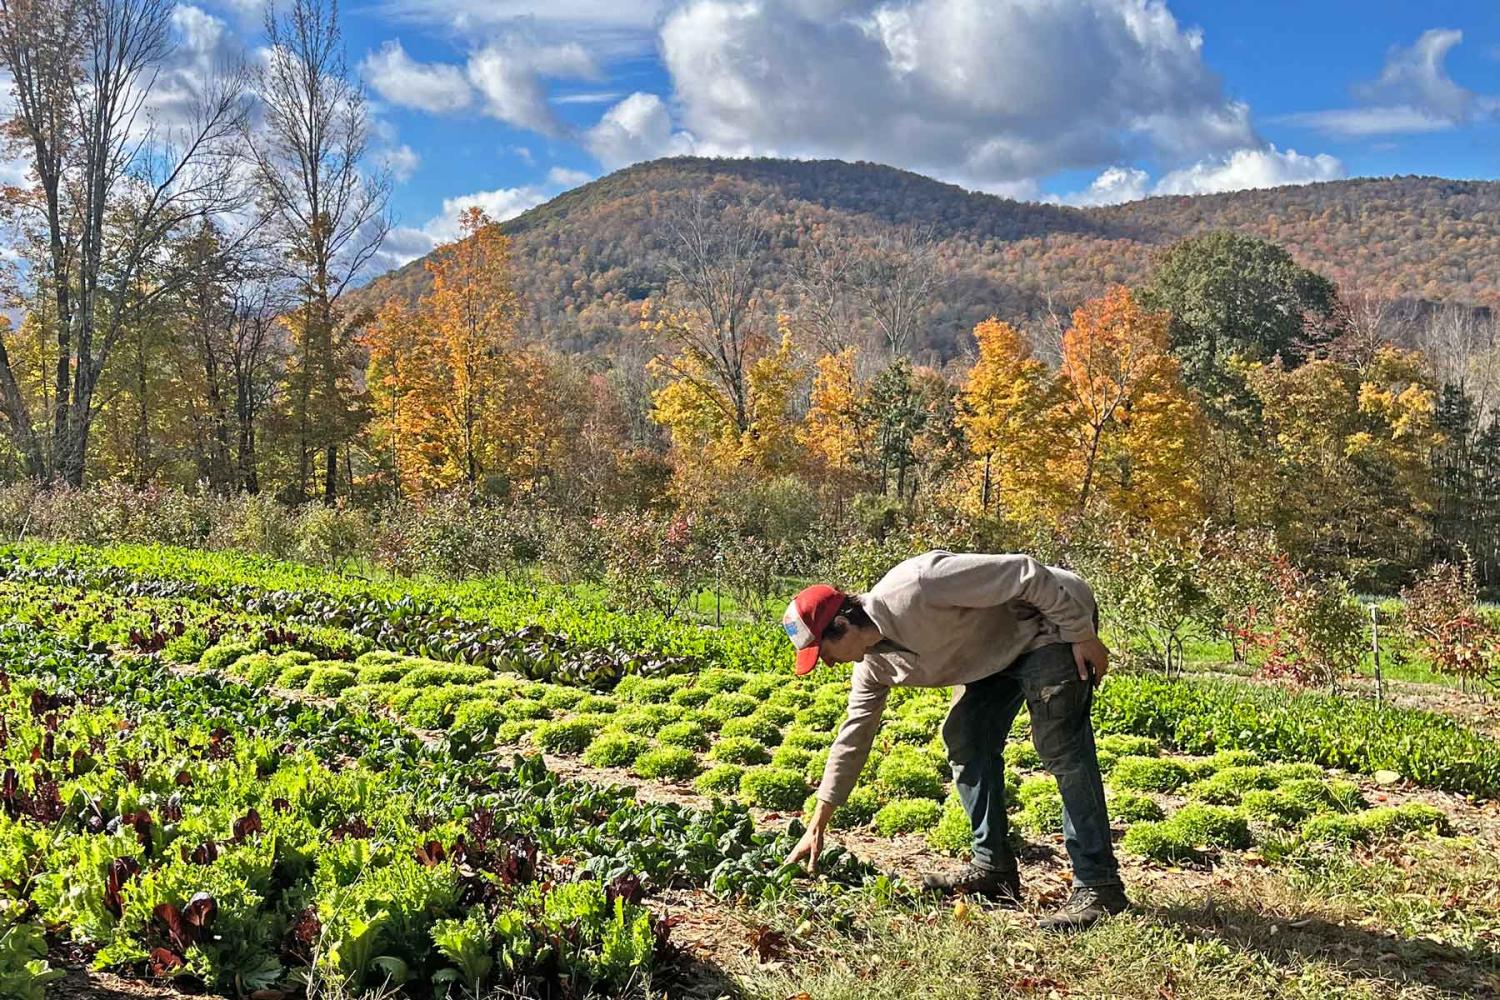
[785,672,889,871]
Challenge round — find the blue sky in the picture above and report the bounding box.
[192,0,1499,270]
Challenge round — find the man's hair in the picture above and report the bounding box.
[823,593,873,640]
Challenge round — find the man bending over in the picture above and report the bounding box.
[782,550,1127,931]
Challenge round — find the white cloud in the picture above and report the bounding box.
[1280,106,1455,138]
[546,166,594,187]
[380,144,421,182]
[1354,28,1472,119]
[554,91,623,104]
[374,0,667,56]
[358,38,601,136]
[362,40,474,114]
[1057,146,1345,205]
[467,41,598,134]
[655,0,1256,186]
[584,92,695,168]
[1153,146,1345,197]
[210,0,267,15]
[370,226,442,274]
[1058,166,1151,206]
[145,5,245,130]
[376,179,569,269]
[969,178,1044,201]
[432,186,553,237]
[1284,28,1499,137]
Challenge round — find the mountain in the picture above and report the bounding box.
[356,157,1500,360]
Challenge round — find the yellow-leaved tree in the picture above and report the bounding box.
[648,313,804,484]
[798,347,866,489]
[958,317,1064,518]
[1247,345,1442,570]
[363,298,428,493]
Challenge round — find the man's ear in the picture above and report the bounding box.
[827,615,850,637]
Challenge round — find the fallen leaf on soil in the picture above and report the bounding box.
[748,926,791,963]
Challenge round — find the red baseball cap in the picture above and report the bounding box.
[782,584,846,676]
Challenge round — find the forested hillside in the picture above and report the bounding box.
[358,158,1500,359]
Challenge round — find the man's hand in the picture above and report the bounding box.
[785,799,835,872]
[1073,636,1110,685]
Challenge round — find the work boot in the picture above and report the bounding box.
[1038,883,1130,932]
[920,864,1022,906]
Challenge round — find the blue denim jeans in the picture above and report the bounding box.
[940,641,1120,887]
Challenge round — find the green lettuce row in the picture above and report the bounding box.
[1094,673,1500,798]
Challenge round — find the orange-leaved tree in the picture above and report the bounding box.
[1052,287,1205,532]
[363,298,428,493]
[362,208,550,497]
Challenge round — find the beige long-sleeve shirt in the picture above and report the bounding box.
[814,550,1098,807]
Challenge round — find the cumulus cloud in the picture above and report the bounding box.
[1282,28,1499,137]
[1154,146,1345,197]
[1059,166,1151,207]
[375,176,578,269]
[363,40,474,113]
[145,5,245,129]
[654,0,1256,186]
[1058,147,1345,206]
[429,185,554,237]
[467,41,599,134]
[358,38,600,135]
[546,166,594,187]
[584,92,696,167]
[380,144,422,182]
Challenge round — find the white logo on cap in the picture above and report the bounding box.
[782,601,814,649]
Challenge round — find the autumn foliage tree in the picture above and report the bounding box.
[1246,346,1443,582]
[363,208,549,498]
[959,318,1062,518]
[1051,287,1205,533]
[649,320,803,485]
[798,347,866,490]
